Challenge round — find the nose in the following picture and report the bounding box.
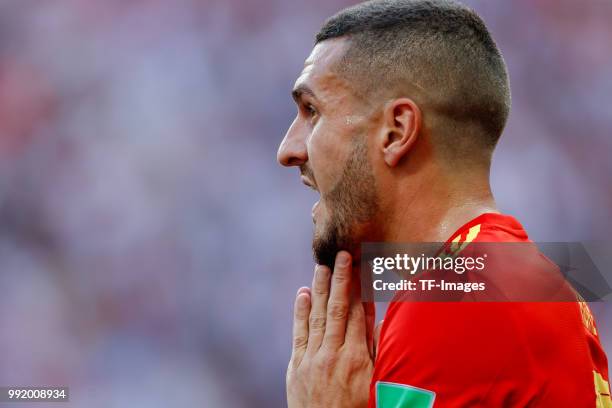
[277,118,308,167]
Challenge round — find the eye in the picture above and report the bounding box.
[305,103,318,118]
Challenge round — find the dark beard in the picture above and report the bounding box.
[312,221,342,269]
[312,138,378,268]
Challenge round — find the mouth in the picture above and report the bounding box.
[300,175,318,192]
[300,175,321,221]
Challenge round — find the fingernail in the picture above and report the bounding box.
[315,264,328,276]
[336,252,350,266]
[297,293,309,306]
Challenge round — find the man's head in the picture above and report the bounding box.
[277,0,510,267]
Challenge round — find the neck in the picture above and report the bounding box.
[380,167,498,243]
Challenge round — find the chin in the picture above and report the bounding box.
[312,223,352,269]
[314,215,375,268]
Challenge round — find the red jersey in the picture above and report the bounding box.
[369,213,610,407]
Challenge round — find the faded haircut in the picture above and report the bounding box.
[316,0,511,150]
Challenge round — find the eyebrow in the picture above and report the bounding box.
[291,84,317,103]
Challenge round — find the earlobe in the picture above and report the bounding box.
[382,98,421,167]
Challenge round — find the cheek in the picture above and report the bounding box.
[308,123,346,193]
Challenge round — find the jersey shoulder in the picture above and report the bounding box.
[370,213,609,407]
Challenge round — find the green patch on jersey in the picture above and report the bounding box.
[376,381,435,408]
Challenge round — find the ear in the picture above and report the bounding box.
[379,98,421,167]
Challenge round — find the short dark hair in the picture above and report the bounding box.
[316,0,510,150]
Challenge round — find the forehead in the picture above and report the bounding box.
[294,38,353,100]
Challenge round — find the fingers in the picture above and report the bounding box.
[345,294,366,346]
[323,251,352,350]
[307,265,331,353]
[345,284,372,351]
[292,251,368,361]
[343,263,374,356]
[297,286,311,297]
[291,286,311,366]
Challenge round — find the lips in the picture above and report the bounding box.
[301,174,320,220]
[300,175,318,191]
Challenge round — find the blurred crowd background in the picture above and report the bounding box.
[0,0,610,406]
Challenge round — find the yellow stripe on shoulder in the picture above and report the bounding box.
[594,370,612,408]
[450,224,481,256]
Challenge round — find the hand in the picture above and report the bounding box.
[287,251,375,408]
